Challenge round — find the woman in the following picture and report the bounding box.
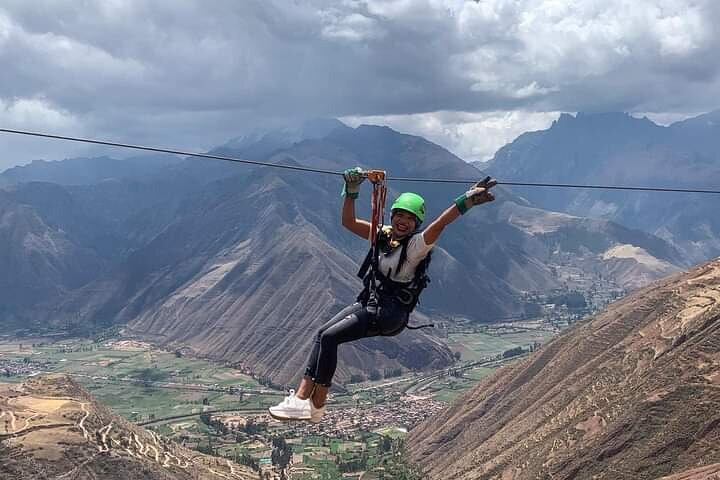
[269,168,497,422]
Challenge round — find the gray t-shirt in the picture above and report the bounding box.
[375,231,434,283]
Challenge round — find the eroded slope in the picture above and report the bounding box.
[0,374,256,480]
[409,258,720,480]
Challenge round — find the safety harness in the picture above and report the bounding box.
[353,170,434,329]
[356,227,433,322]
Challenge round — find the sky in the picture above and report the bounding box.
[1,0,719,171]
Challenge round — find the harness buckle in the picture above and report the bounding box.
[396,288,416,306]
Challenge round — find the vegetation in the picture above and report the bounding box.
[548,290,587,309]
[502,346,525,358]
[0,324,564,479]
[349,373,366,384]
[271,436,292,469]
[131,368,170,387]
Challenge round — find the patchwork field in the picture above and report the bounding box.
[0,326,562,479]
[446,328,555,362]
[0,338,277,422]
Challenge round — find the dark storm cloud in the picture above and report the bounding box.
[1,0,719,167]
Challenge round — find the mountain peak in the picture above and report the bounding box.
[223,118,347,151]
[553,111,658,130]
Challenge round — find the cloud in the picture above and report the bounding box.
[321,11,384,41]
[0,0,719,168]
[0,97,88,169]
[0,98,78,130]
[342,110,560,162]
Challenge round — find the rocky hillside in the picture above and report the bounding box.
[0,185,108,324]
[408,257,720,479]
[0,374,256,480]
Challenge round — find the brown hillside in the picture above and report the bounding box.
[0,374,256,480]
[408,258,720,480]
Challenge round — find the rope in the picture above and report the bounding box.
[369,180,387,247]
[2,127,720,194]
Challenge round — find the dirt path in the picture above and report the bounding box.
[97,422,113,452]
[78,402,91,440]
[9,410,16,431]
[4,390,247,478]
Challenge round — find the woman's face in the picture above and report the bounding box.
[391,209,417,238]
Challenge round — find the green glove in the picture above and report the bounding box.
[454,176,497,214]
[342,167,365,199]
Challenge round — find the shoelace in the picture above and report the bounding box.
[281,389,297,406]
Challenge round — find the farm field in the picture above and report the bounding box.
[0,337,276,422]
[0,325,561,479]
[446,328,555,362]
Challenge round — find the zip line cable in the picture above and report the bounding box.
[0,128,340,177]
[389,176,720,194]
[2,127,720,195]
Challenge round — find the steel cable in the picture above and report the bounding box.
[2,127,720,194]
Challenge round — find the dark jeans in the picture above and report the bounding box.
[304,301,409,387]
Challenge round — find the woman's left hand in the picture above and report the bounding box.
[465,176,497,206]
[455,176,497,214]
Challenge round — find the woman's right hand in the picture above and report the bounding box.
[342,167,365,199]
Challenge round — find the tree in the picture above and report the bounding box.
[271,436,292,469]
[200,413,212,425]
[369,369,382,381]
[502,346,525,359]
[133,368,169,387]
[237,452,259,471]
[380,436,392,452]
[349,373,366,384]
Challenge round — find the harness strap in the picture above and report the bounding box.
[357,240,432,317]
[406,323,435,330]
[355,174,432,324]
[366,175,387,309]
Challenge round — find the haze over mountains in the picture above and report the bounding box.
[409,257,720,480]
[0,116,710,384]
[484,110,720,263]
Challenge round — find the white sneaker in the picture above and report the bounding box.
[310,401,326,423]
[268,390,312,421]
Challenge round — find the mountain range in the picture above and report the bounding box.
[483,110,720,263]
[0,118,702,385]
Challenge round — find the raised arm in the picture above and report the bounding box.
[341,167,372,240]
[423,177,497,245]
[342,194,372,239]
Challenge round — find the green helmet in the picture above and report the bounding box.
[391,192,426,222]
